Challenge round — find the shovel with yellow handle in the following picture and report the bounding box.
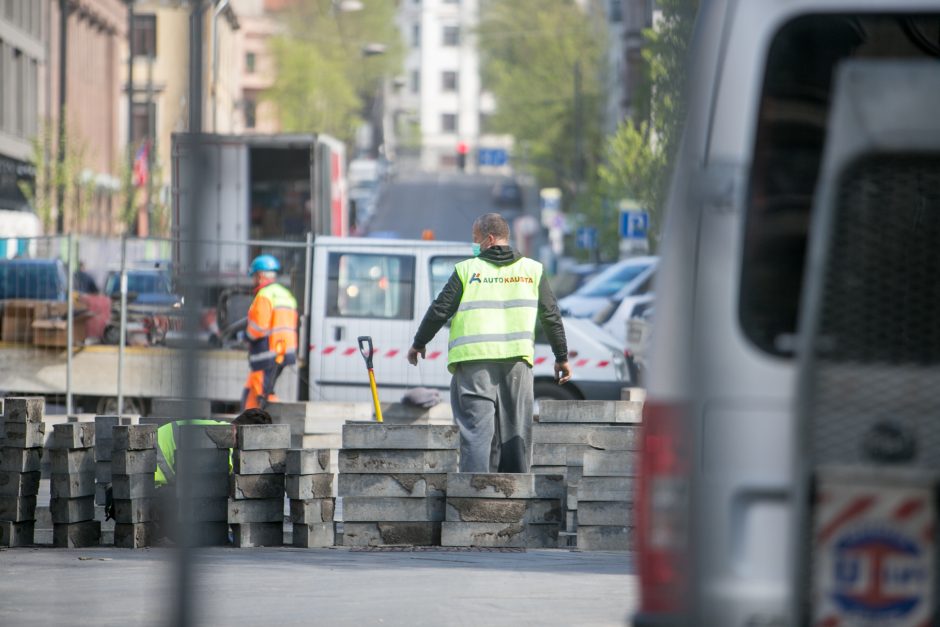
[358,336,384,423]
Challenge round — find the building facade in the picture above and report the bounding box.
[231,0,283,134]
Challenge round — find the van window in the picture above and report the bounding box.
[429,256,464,297]
[326,252,414,319]
[739,13,940,356]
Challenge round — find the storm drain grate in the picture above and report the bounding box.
[349,546,526,553]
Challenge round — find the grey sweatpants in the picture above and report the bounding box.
[450,360,534,473]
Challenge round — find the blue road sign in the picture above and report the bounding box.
[619,210,649,239]
[478,148,508,166]
[576,226,598,250]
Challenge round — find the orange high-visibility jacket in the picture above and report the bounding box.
[246,282,298,369]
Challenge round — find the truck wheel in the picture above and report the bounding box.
[533,380,580,416]
[102,325,121,345]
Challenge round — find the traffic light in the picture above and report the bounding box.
[456,141,468,172]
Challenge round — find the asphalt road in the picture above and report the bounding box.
[363,172,530,242]
[0,546,635,626]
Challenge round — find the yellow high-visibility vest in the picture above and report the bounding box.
[447,256,542,373]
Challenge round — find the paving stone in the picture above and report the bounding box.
[95,461,112,484]
[49,448,96,474]
[582,450,637,477]
[532,424,639,450]
[0,447,42,472]
[289,498,334,524]
[95,440,113,462]
[285,449,331,475]
[445,498,561,524]
[292,522,335,548]
[178,424,235,449]
[576,525,632,551]
[530,465,568,475]
[150,398,211,419]
[231,522,283,547]
[50,496,96,523]
[342,497,445,522]
[537,400,642,424]
[294,434,342,449]
[0,520,34,546]
[233,449,287,475]
[52,520,100,547]
[113,498,153,523]
[112,449,157,475]
[0,470,41,496]
[51,423,96,449]
[114,522,153,548]
[532,443,595,467]
[179,498,228,523]
[112,425,157,451]
[34,505,51,528]
[337,473,447,498]
[341,423,458,450]
[50,472,95,498]
[4,397,44,423]
[285,474,333,500]
[180,473,230,498]
[95,483,108,506]
[230,473,285,500]
[577,501,632,526]
[236,424,290,451]
[0,495,37,521]
[111,473,155,499]
[339,449,458,474]
[176,449,229,474]
[445,473,565,499]
[227,497,283,523]
[4,422,46,448]
[341,522,441,547]
[576,477,634,502]
[440,522,558,548]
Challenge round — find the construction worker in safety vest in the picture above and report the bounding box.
[242,254,298,410]
[407,213,572,473]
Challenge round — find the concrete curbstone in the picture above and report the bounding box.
[112,449,157,475]
[537,400,642,424]
[341,522,441,547]
[576,525,632,551]
[49,448,96,475]
[50,496,96,524]
[112,425,157,452]
[292,522,334,548]
[0,470,41,496]
[227,497,283,524]
[532,424,639,449]
[0,447,42,473]
[231,522,283,547]
[111,473,155,500]
[285,474,333,500]
[230,473,285,500]
[285,449,331,475]
[4,397,45,423]
[0,495,37,521]
[338,449,458,474]
[4,422,46,448]
[51,423,96,449]
[233,449,287,475]
[113,499,153,523]
[440,521,558,548]
[342,496,445,522]
[50,472,95,498]
[289,498,334,524]
[114,522,153,548]
[445,498,561,524]
[582,450,637,477]
[52,520,100,547]
[445,473,565,500]
[576,501,632,527]
[341,424,459,450]
[337,473,447,498]
[236,424,291,451]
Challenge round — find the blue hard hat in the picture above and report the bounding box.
[248,254,281,276]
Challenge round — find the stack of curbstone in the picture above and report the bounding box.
[176,423,236,546]
[94,415,140,508]
[531,400,641,547]
[111,425,157,548]
[338,423,458,547]
[285,449,334,547]
[49,423,99,547]
[441,473,565,548]
[229,424,290,547]
[575,449,636,550]
[0,397,45,546]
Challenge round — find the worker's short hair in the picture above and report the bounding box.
[474,213,510,241]
[232,408,273,426]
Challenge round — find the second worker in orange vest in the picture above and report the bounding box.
[242,254,298,410]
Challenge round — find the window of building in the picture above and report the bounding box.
[244,96,257,129]
[443,26,460,46]
[131,14,157,58]
[245,52,256,74]
[441,71,458,92]
[410,69,420,94]
[327,253,415,319]
[131,101,155,144]
[441,113,457,133]
[0,44,5,133]
[13,49,23,136]
[609,0,622,22]
[412,23,421,47]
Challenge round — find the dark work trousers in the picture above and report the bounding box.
[450,359,534,473]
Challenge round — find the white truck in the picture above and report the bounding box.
[0,237,631,413]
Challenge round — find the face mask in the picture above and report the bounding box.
[471,243,482,257]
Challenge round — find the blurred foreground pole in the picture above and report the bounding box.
[171,2,207,627]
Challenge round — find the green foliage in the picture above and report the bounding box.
[477,0,607,193]
[266,0,403,141]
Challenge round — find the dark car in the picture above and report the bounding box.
[103,268,178,307]
[0,258,68,301]
[491,179,523,208]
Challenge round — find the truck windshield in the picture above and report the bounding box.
[0,261,65,300]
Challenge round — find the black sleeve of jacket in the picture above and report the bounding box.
[538,274,568,363]
[412,271,463,349]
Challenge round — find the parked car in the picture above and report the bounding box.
[103,267,178,307]
[0,258,68,301]
[550,262,612,299]
[593,268,657,344]
[491,179,523,208]
[559,256,657,318]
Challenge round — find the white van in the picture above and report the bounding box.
[634,3,940,627]
[308,237,630,406]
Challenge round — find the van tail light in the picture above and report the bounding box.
[636,400,690,614]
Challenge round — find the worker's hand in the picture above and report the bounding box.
[554,360,572,385]
[407,346,425,366]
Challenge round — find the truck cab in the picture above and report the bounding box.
[308,237,631,406]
